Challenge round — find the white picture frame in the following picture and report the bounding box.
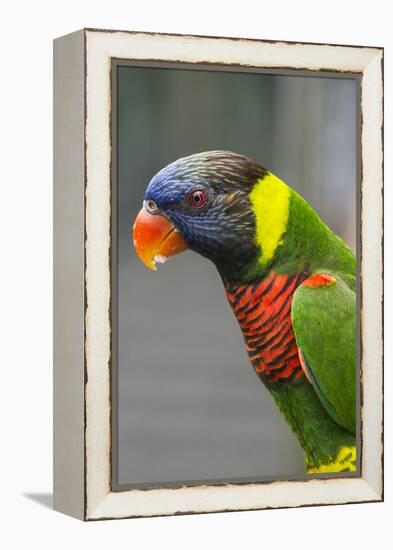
[53,28,383,520]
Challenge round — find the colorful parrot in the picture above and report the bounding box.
[132,151,357,474]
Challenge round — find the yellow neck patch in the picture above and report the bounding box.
[249,173,290,267]
[307,446,357,474]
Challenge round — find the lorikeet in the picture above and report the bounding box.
[133,151,357,474]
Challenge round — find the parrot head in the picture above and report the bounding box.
[133,150,281,282]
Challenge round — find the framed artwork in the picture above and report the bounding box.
[53,28,383,520]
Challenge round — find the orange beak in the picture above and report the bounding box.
[132,207,188,270]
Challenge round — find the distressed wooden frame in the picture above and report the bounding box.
[53,28,384,521]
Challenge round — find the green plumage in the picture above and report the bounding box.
[268,381,356,472]
[254,178,357,471]
[292,276,356,434]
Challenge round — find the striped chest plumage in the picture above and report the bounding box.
[225,271,309,385]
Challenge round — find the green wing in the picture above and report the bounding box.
[291,273,356,434]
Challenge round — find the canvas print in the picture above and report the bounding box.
[114,63,358,487]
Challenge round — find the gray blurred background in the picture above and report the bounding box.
[115,64,357,486]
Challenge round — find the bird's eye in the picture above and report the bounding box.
[189,190,207,209]
[144,199,158,214]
